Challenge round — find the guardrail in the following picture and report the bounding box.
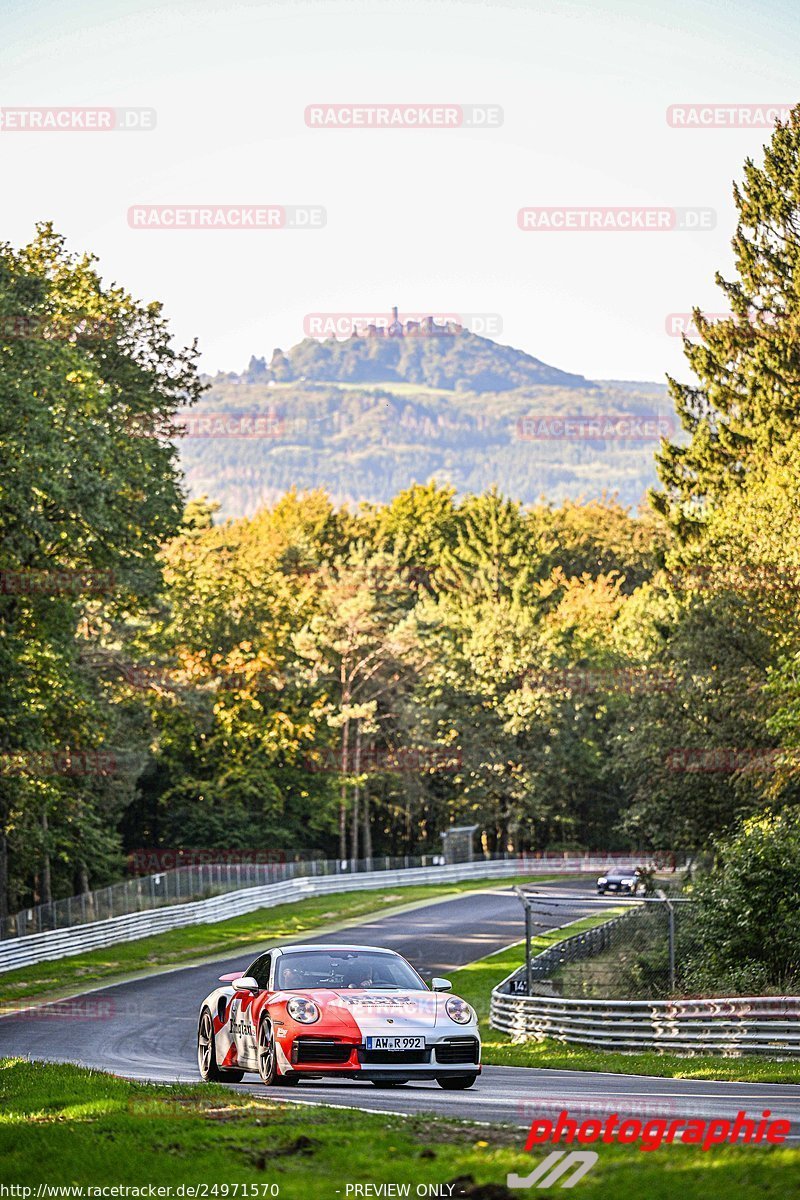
[2,852,654,942]
[0,855,635,975]
[490,919,800,1056]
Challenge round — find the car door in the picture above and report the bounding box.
[230,953,271,1068]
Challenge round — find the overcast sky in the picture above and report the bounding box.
[1,0,798,382]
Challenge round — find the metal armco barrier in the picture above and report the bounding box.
[490,934,800,1056]
[0,856,635,974]
[2,851,655,941]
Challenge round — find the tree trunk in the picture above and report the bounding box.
[350,722,361,864]
[362,786,372,865]
[0,821,8,925]
[339,718,349,861]
[41,807,52,906]
[79,860,94,921]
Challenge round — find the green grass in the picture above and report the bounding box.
[0,875,558,1008]
[1,1059,797,1197]
[448,923,800,1085]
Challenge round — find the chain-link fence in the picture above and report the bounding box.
[0,850,659,942]
[515,885,700,1001]
[0,853,446,941]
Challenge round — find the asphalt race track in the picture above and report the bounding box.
[2,880,800,1135]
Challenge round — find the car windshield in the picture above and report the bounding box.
[275,950,425,991]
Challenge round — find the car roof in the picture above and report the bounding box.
[276,944,400,955]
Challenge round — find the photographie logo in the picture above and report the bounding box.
[305,103,503,129]
[0,107,156,131]
[303,747,462,774]
[0,567,116,596]
[128,205,326,230]
[509,1108,790,1189]
[518,207,716,232]
[303,310,503,339]
[509,1150,598,1189]
[667,104,793,129]
[515,414,674,441]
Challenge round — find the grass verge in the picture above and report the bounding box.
[0,874,557,1008]
[1,1058,797,1198]
[448,923,800,1085]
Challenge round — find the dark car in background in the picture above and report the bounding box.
[596,867,644,895]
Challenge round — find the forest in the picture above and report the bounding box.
[3,108,800,924]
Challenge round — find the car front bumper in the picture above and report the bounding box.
[282,1033,481,1078]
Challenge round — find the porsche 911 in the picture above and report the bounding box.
[197,943,481,1089]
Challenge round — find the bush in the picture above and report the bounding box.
[681,808,800,993]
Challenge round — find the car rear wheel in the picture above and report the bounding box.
[197,1008,245,1083]
[436,1074,478,1090]
[257,1017,278,1086]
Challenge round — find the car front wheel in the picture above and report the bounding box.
[197,1008,244,1083]
[436,1074,477,1090]
[257,1017,278,1086]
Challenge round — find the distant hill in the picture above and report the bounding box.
[247,322,592,393]
[179,326,673,518]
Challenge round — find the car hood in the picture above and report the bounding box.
[313,989,450,1031]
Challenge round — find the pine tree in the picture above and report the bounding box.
[653,104,800,540]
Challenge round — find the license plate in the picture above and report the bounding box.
[365,1036,425,1051]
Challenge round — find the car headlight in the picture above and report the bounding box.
[598,877,607,885]
[445,996,473,1025]
[286,996,320,1024]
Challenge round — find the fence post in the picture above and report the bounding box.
[525,901,533,996]
[658,891,676,993]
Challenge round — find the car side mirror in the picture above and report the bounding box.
[431,977,452,993]
[231,976,259,992]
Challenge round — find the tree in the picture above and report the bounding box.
[683,808,800,992]
[293,547,423,860]
[654,105,800,539]
[0,224,203,915]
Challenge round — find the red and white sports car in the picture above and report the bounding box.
[197,943,481,1089]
